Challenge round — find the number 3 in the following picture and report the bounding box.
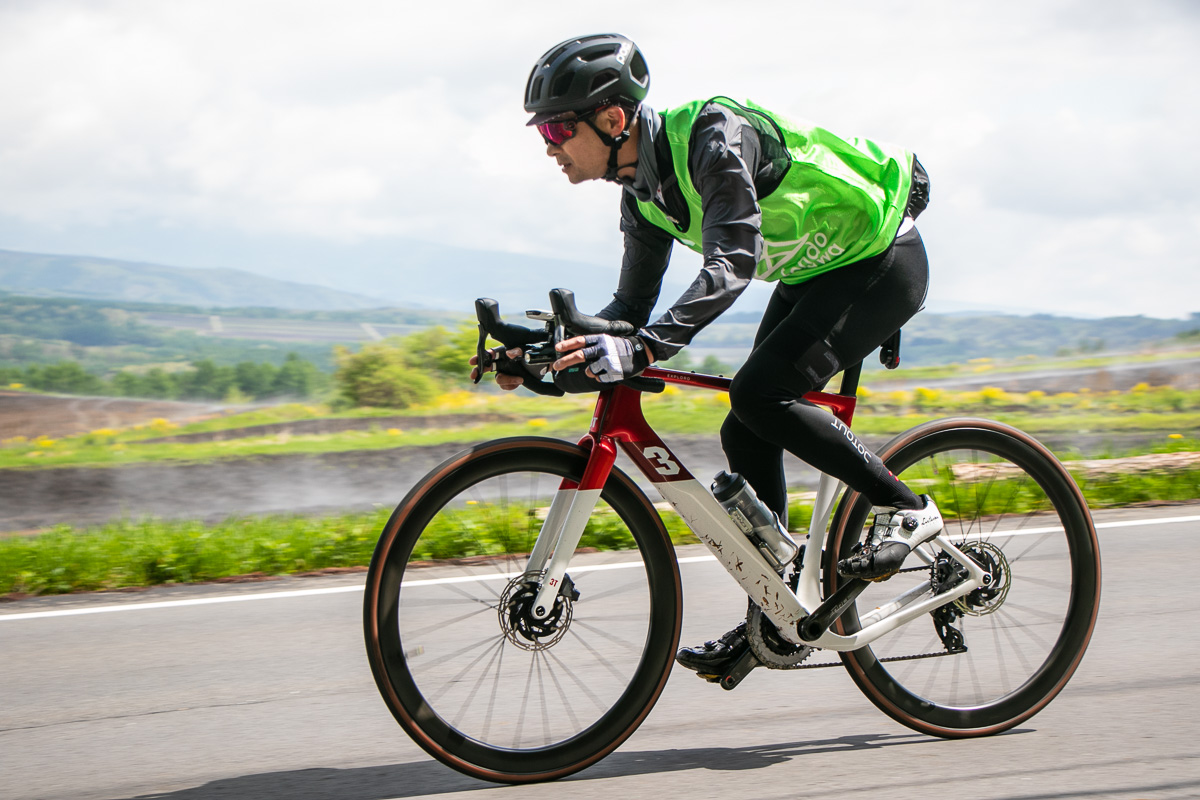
[642,446,680,476]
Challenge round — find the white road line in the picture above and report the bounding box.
[1,515,1196,623]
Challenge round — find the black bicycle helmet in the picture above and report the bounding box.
[524,34,649,126]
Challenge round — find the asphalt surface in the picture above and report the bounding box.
[3,504,1199,800]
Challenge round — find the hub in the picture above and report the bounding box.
[953,541,1011,617]
[498,573,575,651]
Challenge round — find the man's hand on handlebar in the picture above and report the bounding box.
[469,347,525,391]
[552,334,656,383]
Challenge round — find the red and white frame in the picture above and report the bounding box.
[526,368,988,651]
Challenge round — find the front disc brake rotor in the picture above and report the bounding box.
[498,573,573,651]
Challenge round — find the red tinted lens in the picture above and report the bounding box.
[537,120,576,145]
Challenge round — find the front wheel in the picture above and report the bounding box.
[363,437,682,783]
[824,418,1101,737]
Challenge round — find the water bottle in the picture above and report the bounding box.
[711,471,799,572]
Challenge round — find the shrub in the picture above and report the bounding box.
[335,340,440,408]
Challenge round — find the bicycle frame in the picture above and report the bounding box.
[523,366,988,651]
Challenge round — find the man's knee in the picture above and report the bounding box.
[727,370,765,426]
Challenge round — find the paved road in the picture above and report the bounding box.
[3,504,1199,800]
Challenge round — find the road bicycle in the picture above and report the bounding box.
[363,289,1101,783]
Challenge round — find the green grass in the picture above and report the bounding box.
[0,506,698,598]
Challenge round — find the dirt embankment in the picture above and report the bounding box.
[0,391,228,440]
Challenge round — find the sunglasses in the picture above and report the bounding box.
[536,108,599,146]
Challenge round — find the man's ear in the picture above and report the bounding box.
[597,105,627,136]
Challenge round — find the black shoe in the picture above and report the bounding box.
[838,496,945,581]
[675,622,749,678]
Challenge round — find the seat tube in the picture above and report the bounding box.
[530,437,617,619]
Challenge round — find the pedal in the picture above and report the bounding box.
[718,648,760,691]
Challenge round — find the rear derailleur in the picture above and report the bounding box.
[930,551,969,654]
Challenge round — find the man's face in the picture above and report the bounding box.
[541,108,621,184]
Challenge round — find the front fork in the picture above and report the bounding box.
[525,438,616,619]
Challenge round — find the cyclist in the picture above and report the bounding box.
[482,33,944,678]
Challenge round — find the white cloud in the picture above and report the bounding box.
[0,0,1197,316]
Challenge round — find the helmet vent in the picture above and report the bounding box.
[589,70,618,95]
[629,52,649,85]
[579,45,617,63]
[550,71,575,99]
[529,76,544,103]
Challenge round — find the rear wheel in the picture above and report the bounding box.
[824,418,1101,737]
[364,437,682,783]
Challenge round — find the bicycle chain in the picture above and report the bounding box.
[787,647,967,670]
[764,557,966,670]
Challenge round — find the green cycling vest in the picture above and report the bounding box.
[636,98,914,284]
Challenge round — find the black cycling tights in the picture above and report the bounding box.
[721,227,929,524]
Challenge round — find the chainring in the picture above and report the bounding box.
[746,605,814,669]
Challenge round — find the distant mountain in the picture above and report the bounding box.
[0,249,387,310]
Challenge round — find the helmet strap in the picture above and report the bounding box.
[584,117,638,184]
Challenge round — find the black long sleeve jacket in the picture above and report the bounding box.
[595,102,788,361]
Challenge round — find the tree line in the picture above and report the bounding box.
[2,323,739,407]
[1,354,324,402]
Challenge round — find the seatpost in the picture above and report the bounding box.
[837,362,863,398]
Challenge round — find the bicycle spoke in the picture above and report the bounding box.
[550,648,613,711]
[479,640,506,742]
[1006,532,1061,565]
[965,644,985,704]
[917,642,947,700]
[536,652,553,747]
[993,606,1057,648]
[948,645,963,706]
[411,632,501,676]
[428,637,506,703]
[450,639,507,729]
[989,617,1013,695]
[942,453,968,540]
[405,603,497,639]
[566,627,633,685]
[886,631,941,683]
[512,651,536,749]
[578,576,649,604]
[993,614,1039,675]
[570,618,642,654]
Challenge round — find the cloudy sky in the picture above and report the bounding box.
[0,0,1197,318]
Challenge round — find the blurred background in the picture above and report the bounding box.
[1,0,1197,554]
[2,4,1199,799]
